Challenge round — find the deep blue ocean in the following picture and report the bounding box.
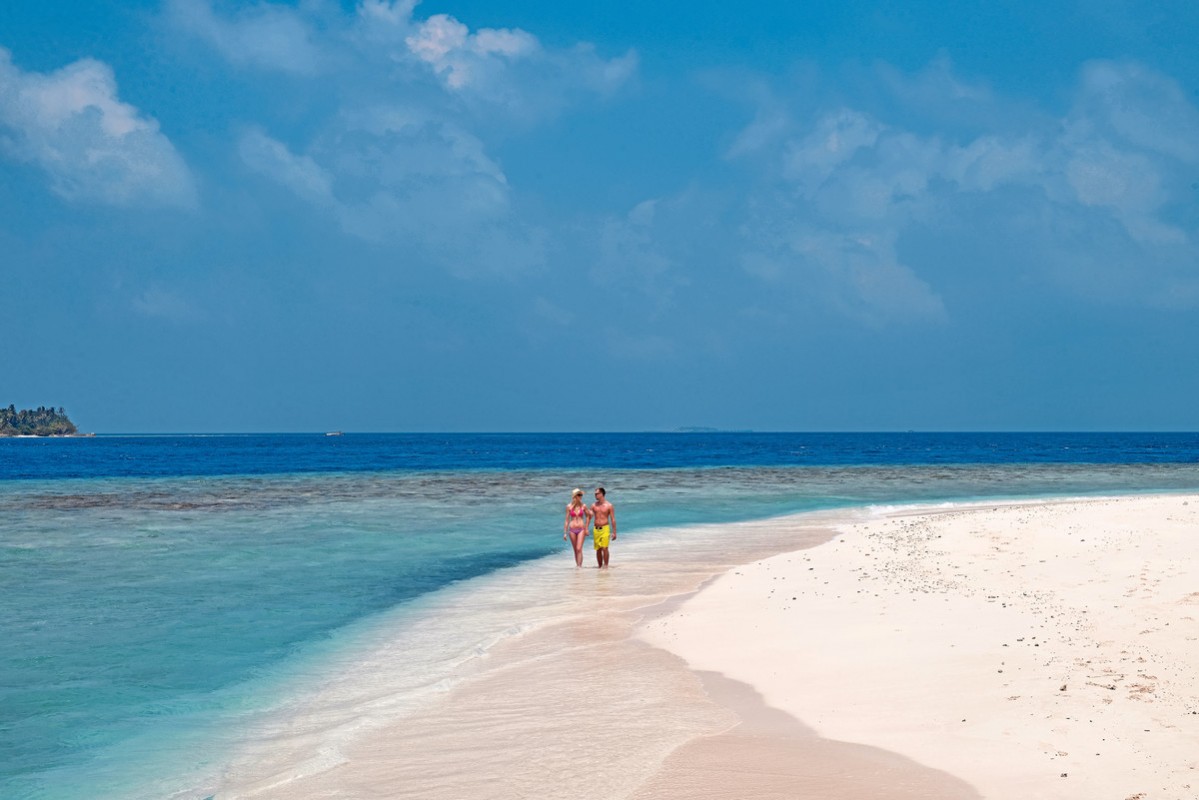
[4,432,1199,799]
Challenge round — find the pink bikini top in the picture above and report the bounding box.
[569,505,585,518]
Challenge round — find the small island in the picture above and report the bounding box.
[0,405,79,436]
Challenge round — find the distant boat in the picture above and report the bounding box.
[325,431,343,437]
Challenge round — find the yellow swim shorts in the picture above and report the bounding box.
[593,524,611,549]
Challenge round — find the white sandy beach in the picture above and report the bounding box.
[218,495,1199,800]
[639,495,1199,799]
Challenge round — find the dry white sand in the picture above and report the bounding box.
[638,495,1199,799]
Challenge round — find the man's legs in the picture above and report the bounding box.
[599,546,610,568]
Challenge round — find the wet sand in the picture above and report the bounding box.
[627,670,980,800]
[218,510,958,799]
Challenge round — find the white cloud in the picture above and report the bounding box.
[732,59,1199,316]
[337,105,508,185]
[1062,138,1181,244]
[943,135,1042,192]
[790,229,947,324]
[782,109,882,189]
[238,128,335,207]
[168,0,635,114]
[165,0,326,75]
[586,194,717,321]
[0,48,196,208]
[726,103,788,160]
[357,0,419,27]
[878,55,993,108]
[737,200,947,325]
[405,14,539,90]
[167,0,630,276]
[238,115,543,275]
[1073,60,1199,163]
[627,198,657,227]
[391,11,636,112]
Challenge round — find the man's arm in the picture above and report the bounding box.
[609,505,616,539]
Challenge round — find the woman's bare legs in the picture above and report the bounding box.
[569,530,585,567]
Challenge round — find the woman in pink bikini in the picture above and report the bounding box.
[563,488,592,568]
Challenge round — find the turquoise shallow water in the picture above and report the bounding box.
[4,434,1199,798]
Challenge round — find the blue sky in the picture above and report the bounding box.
[2,0,1198,432]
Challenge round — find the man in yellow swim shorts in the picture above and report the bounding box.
[590,487,616,569]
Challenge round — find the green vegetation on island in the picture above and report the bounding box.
[0,405,79,436]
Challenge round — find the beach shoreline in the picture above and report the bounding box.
[11,439,1199,800]
[212,511,848,799]
[211,493,1199,799]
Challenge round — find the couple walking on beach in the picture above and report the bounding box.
[563,487,616,568]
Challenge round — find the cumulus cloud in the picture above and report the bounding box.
[164,0,327,75]
[168,0,636,114]
[0,48,196,207]
[731,58,1199,318]
[239,114,543,274]
[1072,60,1199,162]
[239,110,510,228]
[585,191,737,327]
[405,14,539,89]
[166,0,631,274]
[737,203,948,325]
[353,0,637,104]
[238,128,335,208]
[782,110,885,197]
[877,56,993,109]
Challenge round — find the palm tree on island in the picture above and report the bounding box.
[0,405,79,436]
